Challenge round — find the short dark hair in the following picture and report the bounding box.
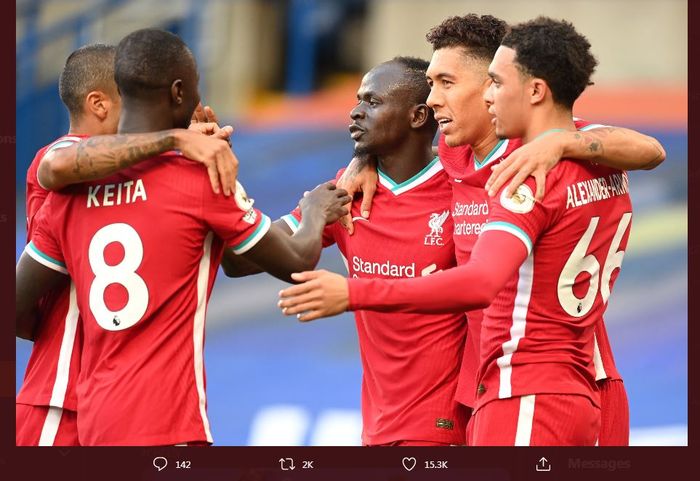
[114,28,195,98]
[501,17,598,108]
[58,44,116,117]
[426,14,509,63]
[386,56,438,134]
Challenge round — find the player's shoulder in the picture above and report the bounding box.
[573,117,608,132]
[29,135,85,169]
[502,137,524,157]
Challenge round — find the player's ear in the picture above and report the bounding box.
[85,91,108,121]
[171,79,184,106]
[529,78,547,105]
[410,104,430,129]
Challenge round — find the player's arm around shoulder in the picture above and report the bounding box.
[485,125,665,202]
[37,124,235,194]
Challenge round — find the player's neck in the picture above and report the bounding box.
[522,107,575,144]
[376,141,434,184]
[68,117,99,136]
[118,104,176,134]
[471,129,500,163]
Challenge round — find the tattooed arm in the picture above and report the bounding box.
[485,126,666,200]
[559,127,665,170]
[38,127,238,195]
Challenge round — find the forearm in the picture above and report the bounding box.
[349,263,494,314]
[38,130,183,190]
[562,127,666,171]
[222,220,292,277]
[282,213,325,271]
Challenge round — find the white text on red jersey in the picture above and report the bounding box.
[87,179,147,208]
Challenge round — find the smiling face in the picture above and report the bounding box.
[349,63,414,156]
[484,46,532,140]
[425,47,493,147]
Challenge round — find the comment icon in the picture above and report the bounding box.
[153,456,168,472]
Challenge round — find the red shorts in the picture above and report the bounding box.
[465,409,475,445]
[598,378,629,446]
[369,440,453,446]
[16,404,79,446]
[471,394,600,446]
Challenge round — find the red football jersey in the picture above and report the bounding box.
[17,135,87,411]
[284,159,468,445]
[27,153,270,445]
[439,136,523,408]
[475,161,632,412]
[437,120,621,409]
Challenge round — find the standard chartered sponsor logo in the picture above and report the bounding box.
[452,200,488,217]
[454,221,485,236]
[352,256,416,278]
[452,200,488,236]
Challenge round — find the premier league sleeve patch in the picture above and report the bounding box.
[234,180,255,211]
[500,184,535,214]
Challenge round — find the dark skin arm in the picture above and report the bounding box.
[224,183,350,283]
[16,253,68,340]
[221,220,292,277]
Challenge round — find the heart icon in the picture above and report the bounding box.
[402,457,417,472]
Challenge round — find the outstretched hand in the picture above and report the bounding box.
[485,132,565,201]
[278,270,350,321]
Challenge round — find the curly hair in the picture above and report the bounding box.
[425,14,508,63]
[501,17,598,109]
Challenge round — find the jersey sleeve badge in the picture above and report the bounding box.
[234,180,258,224]
[500,184,535,214]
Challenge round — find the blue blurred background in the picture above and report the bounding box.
[16,0,687,445]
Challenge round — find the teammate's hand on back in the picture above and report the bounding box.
[299,183,352,225]
[173,129,238,197]
[336,155,378,235]
[278,270,349,321]
[485,131,565,201]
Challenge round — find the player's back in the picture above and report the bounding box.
[476,159,633,411]
[32,153,269,445]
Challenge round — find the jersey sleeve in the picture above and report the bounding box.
[481,171,564,256]
[573,117,608,131]
[24,199,68,275]
[202,179,271,255]
[348,229,528,313]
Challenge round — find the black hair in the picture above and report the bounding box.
[426,14,509,63]
[386,56,438,133]
[114,28,195,98]
[58,44,116,117]
[501,17,598,108]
